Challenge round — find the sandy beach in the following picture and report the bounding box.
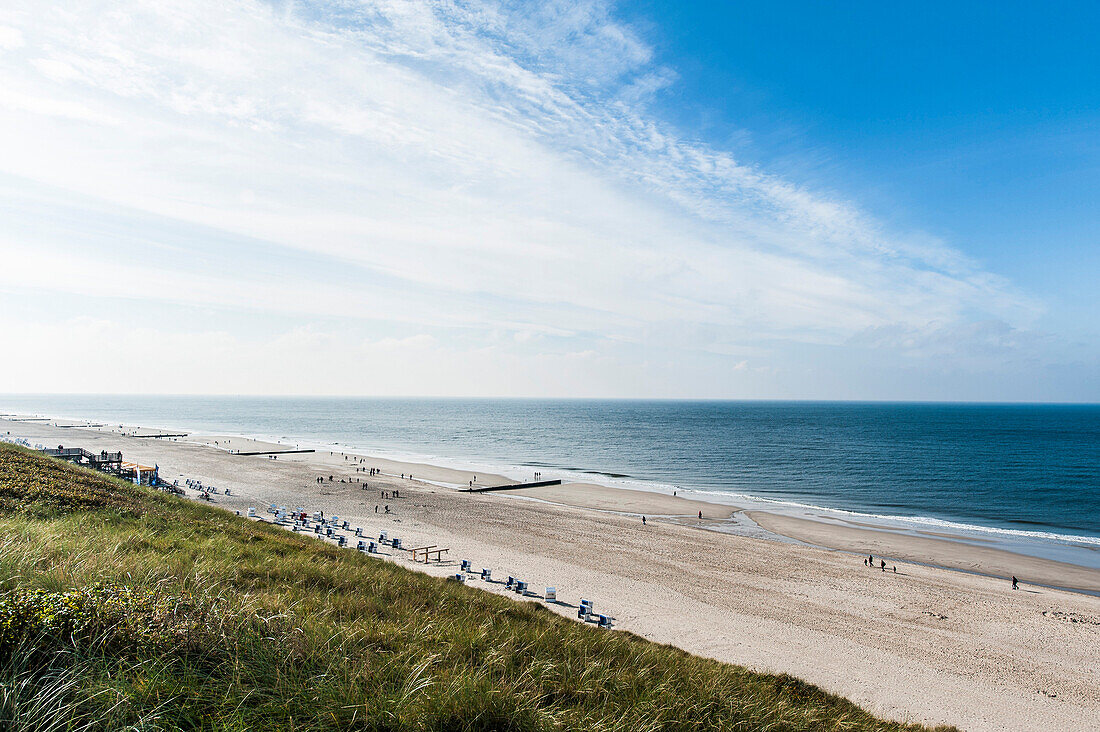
[5,417,1099,731]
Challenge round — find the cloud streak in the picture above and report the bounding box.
[0,0,1073,398]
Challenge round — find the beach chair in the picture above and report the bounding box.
[544,587,556,602]
[379,531,389,543]
[269,504,277,514]
[516,580,528,594]
[312,511,323,522]
[597,614,612,629]
[368,541,378,553]
[481,568,491,581]
[341,520,349,529]
[357,540,366,552]
[325,527,333,537]
[355,527,363,537]
[247,507,256,517]
[391,538,402,550]
[337,536,347,547]
[452,573,465,583]
[460,560,471,572]
[505,576,515,589]
[314,525,322,534]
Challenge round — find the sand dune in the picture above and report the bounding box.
[5,417,1099,731]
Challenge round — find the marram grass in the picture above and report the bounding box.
[0,444,955,731]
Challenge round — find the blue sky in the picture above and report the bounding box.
[0,1,1096,400]
[623,1,1100,335]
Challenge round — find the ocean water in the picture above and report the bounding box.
[3,396,1099,566]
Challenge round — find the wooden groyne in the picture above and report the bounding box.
[234,449,316,456]
[135,433,189,438]
[466,479,562,493]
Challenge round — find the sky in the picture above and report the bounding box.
[0,0,1096,401]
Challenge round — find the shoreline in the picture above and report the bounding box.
[4,415,1100,730]
[8,413,1100,594]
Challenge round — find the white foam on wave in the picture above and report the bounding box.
[683,489,1100,547]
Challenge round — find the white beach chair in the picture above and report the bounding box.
[516,581,528,594]
[544,587,556,602]
[247,507,256,517]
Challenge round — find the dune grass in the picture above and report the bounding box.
[0,444,954,731]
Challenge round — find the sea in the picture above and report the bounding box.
[3,395,1098,570]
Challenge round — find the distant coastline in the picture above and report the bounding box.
[4,399,1100,593]
[4,395,1098,569]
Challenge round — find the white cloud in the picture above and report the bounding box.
[0,24,24,50]
[0,0,1071,398]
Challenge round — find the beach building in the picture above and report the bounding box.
[120,461,159,486]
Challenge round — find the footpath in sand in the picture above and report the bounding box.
[6,418,1100,732]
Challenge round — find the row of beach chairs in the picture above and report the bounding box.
[451,561,612,628]
[240,504,613,629]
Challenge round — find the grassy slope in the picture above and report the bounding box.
[0,444,954,731]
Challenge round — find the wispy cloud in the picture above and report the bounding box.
[0,0,1071,397]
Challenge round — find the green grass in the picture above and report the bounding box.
[0,444,954,731]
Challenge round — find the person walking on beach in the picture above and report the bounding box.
[1012,576,1019,590]
[881,559,886,572]
[642,516,646,526]
[698,510,702,519]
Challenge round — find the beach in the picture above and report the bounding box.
[5,416,1099,732]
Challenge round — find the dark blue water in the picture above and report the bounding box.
[3,396,1098,546]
